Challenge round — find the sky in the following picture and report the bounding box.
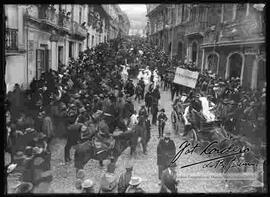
[119,4,147,36]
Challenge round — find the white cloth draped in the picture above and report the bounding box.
[199,97,216,122]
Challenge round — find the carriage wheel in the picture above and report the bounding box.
[186,129,198,145]
[219,126,229,139]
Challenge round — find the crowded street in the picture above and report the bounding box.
[4,3,266,194]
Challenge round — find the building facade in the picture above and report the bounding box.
[5,4,130,92]
[146,3,265,90]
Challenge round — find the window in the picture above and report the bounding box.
[223,4,234,22]
[192,42,198,63]
[177,5,182,23]
[182,5,189,22]
[79,7,82,24]
[5,28,18,50]
[91,35,94,46]
[69,41,73,58]
[236,4,247,22]
[87,33,89,48]
[58,46,64,64]
[208,4,221,26]
[191,7,196,22]
[207,54,219,73]
[79,43,82,52]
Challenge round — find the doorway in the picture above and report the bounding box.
[69,41,73,58]
[168,42,171,55]
[257,59,266,89]
[191,41,198,63]
[58,46,63,65]
[36,44,49,79]
[207,54,219,73]
[228,53,243,79]
[178,42,183,60]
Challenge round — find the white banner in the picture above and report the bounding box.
[173,68,199,88]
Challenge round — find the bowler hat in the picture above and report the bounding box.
[14,151,25,160]
[129,176,142,186]
[222,98,231,104]
[164,131,171,137]
[73,93,80,98]
[79,107,87,113]
[15,182,33,193]
[82,179,94,189]
[76,169,85,180]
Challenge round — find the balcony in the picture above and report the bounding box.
[5,28,18,51]
[203,26,219,44]
[39,6,59,28]
[58,14,71,33]
[72,21,87,39]
[185,21,208,37]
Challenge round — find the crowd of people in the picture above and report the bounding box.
[5,35,266,193]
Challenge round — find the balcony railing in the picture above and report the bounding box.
[5,28,18,50]
[72,21,87,38]
[185,21,208,36]
[58,14,71,32]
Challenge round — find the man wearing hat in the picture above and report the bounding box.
[144,90,152,114]
[151,95,159,125]
[123,97,135,120]
[64,123,85,162]
[160,162,178,193]
[14,182,33,193]
[157,131,176,182]
[138,77,145,99]
[94,120,114,156]
[99,163,118,193]
[67,103,78,124]
[138,105,148,121]
[118,162,134,193]
[75,107,90,124]
[125,176,145,193]
[81,179,95,193]
[157,109,168,138]
[41,108,54,147]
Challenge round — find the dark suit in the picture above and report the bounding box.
[160,168,178,193]
[65,124,81,162]
[157,139,176,179]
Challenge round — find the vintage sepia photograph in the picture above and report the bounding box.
[4,3,266,194]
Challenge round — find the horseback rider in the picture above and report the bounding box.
[94,112,115,154]
[138,105,148,121]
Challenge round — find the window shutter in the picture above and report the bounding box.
[45,49,51,72]
[36,49,42,79]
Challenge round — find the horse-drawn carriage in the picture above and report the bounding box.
[171,98,228,144]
